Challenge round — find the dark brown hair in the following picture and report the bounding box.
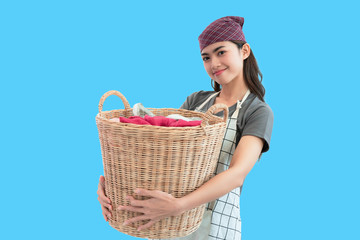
[211,40,265,102]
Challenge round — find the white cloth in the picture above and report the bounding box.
[166,114,202,121]
[150,90,250,240]
[133,103,155,117]
[133,103,202,121]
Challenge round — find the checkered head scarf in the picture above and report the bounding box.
[198,16,246,52]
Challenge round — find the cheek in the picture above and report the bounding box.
[204,63,212,75]
[228,56,243,71]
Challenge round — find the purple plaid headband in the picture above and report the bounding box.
[198,16,246,52]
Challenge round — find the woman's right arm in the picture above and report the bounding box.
[97,175,113,221]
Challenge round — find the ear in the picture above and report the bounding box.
[241,43,251,60]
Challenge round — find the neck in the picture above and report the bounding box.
[219,78,249,102]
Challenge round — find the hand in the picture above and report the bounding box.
[97,175,113,221]
[117,189,184,231]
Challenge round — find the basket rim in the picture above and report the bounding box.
[95,107,226,130]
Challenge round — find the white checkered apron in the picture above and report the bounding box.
[150,90,250,240]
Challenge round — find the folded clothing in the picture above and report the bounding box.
[133,103,155,117]
[166,114,202,121]
[119,115,202,127]
[133,103,202,121]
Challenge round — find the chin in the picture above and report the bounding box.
[214,78,231,86]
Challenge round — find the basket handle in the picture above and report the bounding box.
[202,103,229,126]
[98,90,131,113]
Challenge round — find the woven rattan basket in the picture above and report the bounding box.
[96,90,228,239]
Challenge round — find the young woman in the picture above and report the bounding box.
[97,16,274,240]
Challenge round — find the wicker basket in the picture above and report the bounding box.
[96,90,228,239]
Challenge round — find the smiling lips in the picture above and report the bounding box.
[213,68,227,76]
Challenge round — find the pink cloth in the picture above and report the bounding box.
[119,116,151,125]
[119,115,202,127]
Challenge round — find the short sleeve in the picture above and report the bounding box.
[242,105,274,153]
[179,91,200,110]
[179,97,190,110]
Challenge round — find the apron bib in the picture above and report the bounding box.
[150,90,250,240]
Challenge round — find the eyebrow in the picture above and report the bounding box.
[201,46,225,56]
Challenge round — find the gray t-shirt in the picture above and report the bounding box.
[180,90,274,153]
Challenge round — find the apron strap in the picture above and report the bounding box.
[231,89,251,118]
[196,89,251,114]
[196,92,219,111]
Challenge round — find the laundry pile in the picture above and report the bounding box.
[110,103,202,127]
[120,115,201,127]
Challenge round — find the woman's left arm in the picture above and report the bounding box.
[118,135,264,231]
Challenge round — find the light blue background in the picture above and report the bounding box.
[1,0,359,239]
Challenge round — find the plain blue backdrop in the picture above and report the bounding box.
[1,0,359,239]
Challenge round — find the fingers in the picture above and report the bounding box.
[97,176,112,209]
[102,205,112,221]
[99,175,105,187]
[117,205,144,213]
[97,187,112,209]
[102,211,108,221]
[98,176,106,191]
[98,195,112,211]
[123,214,150,226]
[126,196,145,207]
[98,175,113,221]
[99,194,111,208]
[134,188,168,198]
[138,220,157,231]
[123,215,158,231]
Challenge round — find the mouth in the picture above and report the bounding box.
[213,68,227,76]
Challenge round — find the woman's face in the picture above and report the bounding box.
[201,41,247,87]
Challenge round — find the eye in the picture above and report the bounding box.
[202,56,210,62]
[218,51,225,56]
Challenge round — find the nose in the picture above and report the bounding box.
[211,57,221,69]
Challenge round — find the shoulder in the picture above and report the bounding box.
[186,90,216,101]
[180,90,216,110]
[244,94,274,121]
[238,94,274,153]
